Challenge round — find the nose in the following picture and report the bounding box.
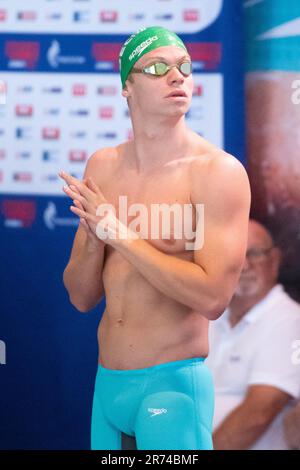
[167,66,184,85]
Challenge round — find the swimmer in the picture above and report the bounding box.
[60,26,251,450]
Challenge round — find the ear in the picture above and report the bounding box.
[271,246,282,274]
[122,80,133,97]
[122,86,129,98]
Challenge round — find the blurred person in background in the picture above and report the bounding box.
[206,219,300,449]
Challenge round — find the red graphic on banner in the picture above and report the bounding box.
[13,172,32,182]
[72,84,87,96]
[183,10,199,22]
[96,86,117,96]
[5,41,40,68]
[16,11,37,21]
[99,11,118,22]
[193,85,203,97]
[1,200,36,227]
[91,42,121,70]
[15,105,33,117]
[186,42,222,69]
[69,150,87,162]
[99,107,114,119]
[42,128,60,140]
[0,9,6,21]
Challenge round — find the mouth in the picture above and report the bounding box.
[239,275,256,282]
[165,90,187,98]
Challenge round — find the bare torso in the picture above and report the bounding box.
[96,138,215,370]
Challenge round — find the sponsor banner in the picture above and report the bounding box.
[0,0,223,34]
[0,71,224,195]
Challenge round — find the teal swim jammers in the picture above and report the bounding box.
[91,357,214,450]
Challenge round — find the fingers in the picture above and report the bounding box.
[63,185,87,207]
[76,199,92,233]
[59,171,94,199]
[70,205,85,217]
[85,176,106,201]
[59,171,105,204]
[63,181,93,210]
[73,199,85,211]
[79,218,90,232]
[70,205,96,224]
[86,177,102,195]
[70,184,80,194]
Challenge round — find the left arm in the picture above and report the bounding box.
[113,154,251,320]
[213,385,291,450]
[61,153,251,320]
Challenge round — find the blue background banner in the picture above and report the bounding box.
[0,0,245,449]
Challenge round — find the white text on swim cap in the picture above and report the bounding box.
[129,36,158,61]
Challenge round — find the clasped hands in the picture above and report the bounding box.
[59,171,138,245]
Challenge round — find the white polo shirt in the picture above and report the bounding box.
[206,284,300,450]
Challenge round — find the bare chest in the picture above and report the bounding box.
[102,170,196,255]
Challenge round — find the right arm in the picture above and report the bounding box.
[62,150,110,312]
[213,385,291,449]
[283,401,300,449]
[63,224,106,312]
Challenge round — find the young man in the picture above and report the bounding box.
[60,26,251,450]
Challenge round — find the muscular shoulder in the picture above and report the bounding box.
[83,144,124,183]
[190,142,245,177]
[209,151,250,199]
[190,148,251,219]
[86,145,118,169]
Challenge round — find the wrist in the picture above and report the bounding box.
[85,232,105,252]
[109,230,140,250]
[95,213,139,245]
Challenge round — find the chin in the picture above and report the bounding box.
[235,281,260,298]
[167,107,188,118]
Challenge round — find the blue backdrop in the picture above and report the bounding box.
[0,0,245,449]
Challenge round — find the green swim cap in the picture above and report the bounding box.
[119,26,188,88]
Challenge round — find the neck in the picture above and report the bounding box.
[129,112,192,172]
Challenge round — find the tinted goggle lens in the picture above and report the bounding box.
[179,62,192,76]
[144,61,192,77]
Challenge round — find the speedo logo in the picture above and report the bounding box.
[129,36,158,61]
[148,408,168,417]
